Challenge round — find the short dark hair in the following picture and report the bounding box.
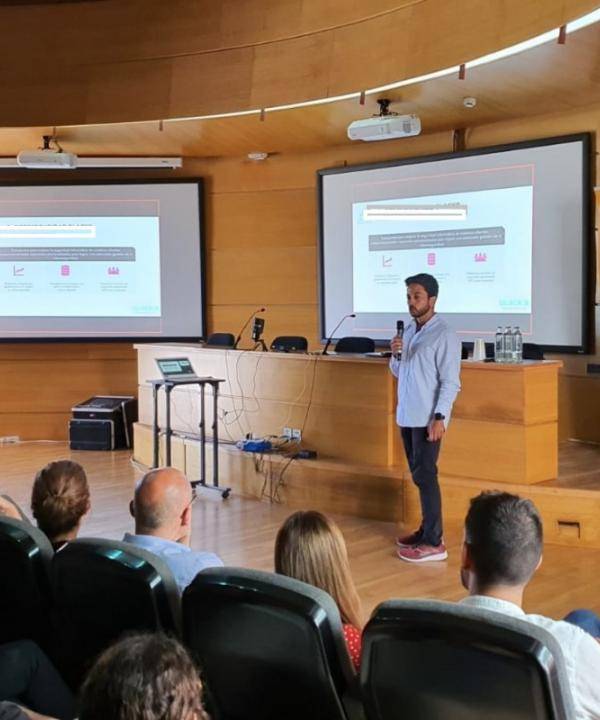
[465,492,543,588]
[79,633,208,720]
[405,273,439,297]
[31,460,89,542]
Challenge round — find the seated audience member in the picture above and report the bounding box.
[78,633,208,720]
[30,461,90,552]
[275,510,363,670]
[0,461,90,553]
[460,491,600,720]
[124,467,223,594]
[0,640,74,720]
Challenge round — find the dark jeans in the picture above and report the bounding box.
[401,426,442,546]
[0,640,75,720]
[564,609,600,638]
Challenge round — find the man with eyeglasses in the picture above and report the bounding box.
[124,467,223,594]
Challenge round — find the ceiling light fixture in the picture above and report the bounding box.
[247,152,269,161]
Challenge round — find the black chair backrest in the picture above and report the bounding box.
[523,343,545,360]
[0,516,53,646]
[183,567,358,720]
[270,335,308,353]
[52,538,181,687]
[0,494,29,522]
[361,599,575,720]
[335,337,375,354]
[206,332,235,348]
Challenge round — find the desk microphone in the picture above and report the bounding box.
[251,317,265,342]
[395,320,404,360]
[322,313,356,355]
[233,307,266,349]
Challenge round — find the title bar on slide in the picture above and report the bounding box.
[0,246,136,261]
[368,226,505,251]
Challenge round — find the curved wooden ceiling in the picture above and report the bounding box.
[0,0,597,126]
[0,18,598,159]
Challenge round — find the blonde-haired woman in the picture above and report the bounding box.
[274,510,363,669]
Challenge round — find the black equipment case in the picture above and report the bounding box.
[69,396,137,451]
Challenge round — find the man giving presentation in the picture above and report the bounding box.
[390,273,461,563]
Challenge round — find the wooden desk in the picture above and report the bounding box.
[134,345,561,485]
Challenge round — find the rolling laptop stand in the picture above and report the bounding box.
[149,376,230,499]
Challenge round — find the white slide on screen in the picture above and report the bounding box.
[1,216,161,317]
[0,182,205,340]
[352,186,533,315]
[319,135,589,351]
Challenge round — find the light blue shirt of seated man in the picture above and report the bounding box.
[122,532,223,595]
[124,466,224,595]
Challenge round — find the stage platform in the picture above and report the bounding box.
[134,416,600,549]
[1,441,599,623]
[131,344,600,548]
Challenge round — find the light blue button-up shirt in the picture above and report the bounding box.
[123,533,223,595]
[389,314,461,428]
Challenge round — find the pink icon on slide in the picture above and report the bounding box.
[108,266,120,276]
[427,252,436,266]
[60,265,70,276]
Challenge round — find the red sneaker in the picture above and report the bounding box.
[395,529,423,548]
[397,543,448,563]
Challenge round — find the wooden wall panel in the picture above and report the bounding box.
[208,190,316,250]
[0,0,597,125]
[559,375,600,443]
[210,246,317,305]
[0,344,137,441]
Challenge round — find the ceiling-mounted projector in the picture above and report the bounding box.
[347,98,421,142]
[347,114,421,142]
[16,134,77,169]
[17,149,77,169]
[7,134,183,170]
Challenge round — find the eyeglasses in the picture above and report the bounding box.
[188,488,198,508]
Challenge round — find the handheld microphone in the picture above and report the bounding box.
[233,307,266,349]
[395,320,404,360]
[322,313,356,355]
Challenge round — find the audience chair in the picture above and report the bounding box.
[270,336,308,353]
[361,599,575,720]
[523,343,545,360]
[206,332,236,348]
[0,494,29,522]
[183,567,360,720]
[335,337,375,354]
[0,516,53,647]
[52,538,181,688]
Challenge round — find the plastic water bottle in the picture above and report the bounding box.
[494,326,504,363]
[503,326,514,363]
[514,326,523,363]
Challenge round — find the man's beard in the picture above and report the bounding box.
[409,305,430,318]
